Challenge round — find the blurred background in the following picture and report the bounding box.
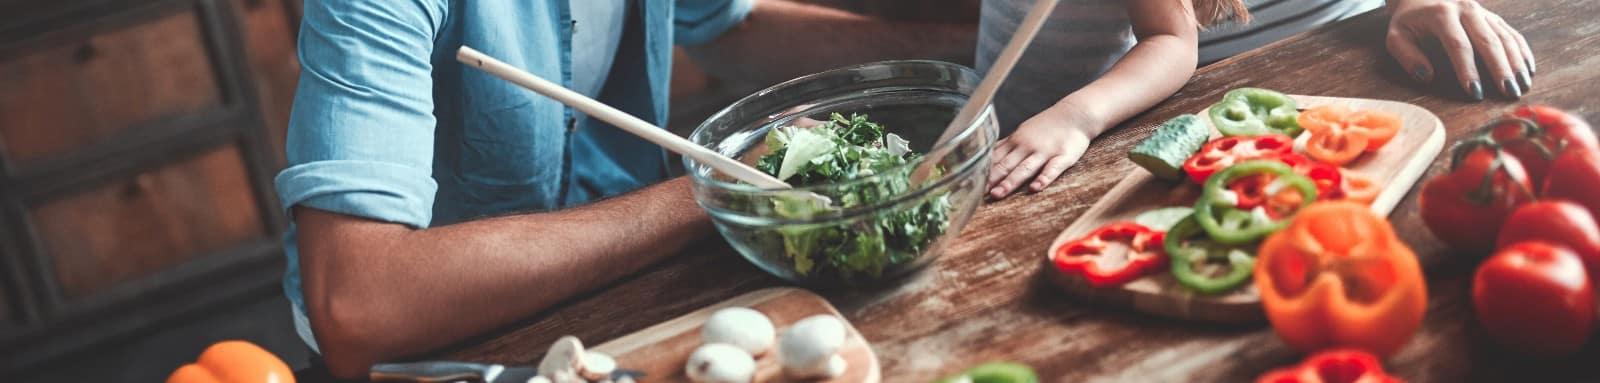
[0,0,976,381]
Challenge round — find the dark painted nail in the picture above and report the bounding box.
[1413,65,1429,82]
[1469,81,1484,101]
[1518,70,1533,91]
[1503,79,1522,99]
[1527,57,1537,74]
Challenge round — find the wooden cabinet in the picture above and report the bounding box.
[0,0,298,374]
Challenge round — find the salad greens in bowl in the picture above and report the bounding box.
[685,60,998,286]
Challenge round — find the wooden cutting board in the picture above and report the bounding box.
[591,288,881,383]
[1043,95,1446,324]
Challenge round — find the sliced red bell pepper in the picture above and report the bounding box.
[1278,153,1344,200]
[1183,134,1295,184]
[1255,349,1403,383]
[1333,167,1380,205]
[1053,222,1167,288]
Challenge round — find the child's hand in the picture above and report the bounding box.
[987,106,1097,199]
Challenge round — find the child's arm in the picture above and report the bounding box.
[988,0,1200,198]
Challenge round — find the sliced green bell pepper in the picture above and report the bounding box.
[933,362,1039,383]
[1208,88,1302,137]
[1164,215,1256,294]
[1194,160,1317,245]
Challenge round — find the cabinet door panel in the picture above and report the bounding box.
[0,9,223,165]
[30,144,265,299]
[235,0,299,168]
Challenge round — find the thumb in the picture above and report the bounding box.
[1386,27,1432,83]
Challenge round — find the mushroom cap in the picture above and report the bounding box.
[701,307,776,355]
[779,315,847,365]
[579,352,617,381]
[686,343,756,383]
[537,336,585,378]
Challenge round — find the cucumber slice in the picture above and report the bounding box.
[1135,206,1195,231]
[934,362,1039,383]
[1128,114,1210,181]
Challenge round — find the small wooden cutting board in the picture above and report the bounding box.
[1043,95,1446,324]
[591,288,881,383]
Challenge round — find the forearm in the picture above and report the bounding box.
[684,0,977,85]
[1056,34,1197,136]
[298,177,711,377]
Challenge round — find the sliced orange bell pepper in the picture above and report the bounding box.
[167,341,295,383]
[1255,202,1427,357]
[1334,167,1381,206]
[1298,106,1403,165]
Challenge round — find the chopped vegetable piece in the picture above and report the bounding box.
[1208,88,1302,137]
[1133,206,1195,231]
[1195,160,1318,245]
[1256,202,1427,357]
[1299,105,1402,165]
[1053,222,1167,288]
[1128,114,1211,180]
[1334,167,1380,205]
[932,362,1039,383]
[1255,349,1402,383]
[1181,134,1295,185]
[1164,216,1255,294]
[1276,153,1344,200]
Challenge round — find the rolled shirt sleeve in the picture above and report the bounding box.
[278,0,447,228]
[673,0,755,46]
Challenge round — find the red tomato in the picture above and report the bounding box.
[1488,105,1599,186]
[1497,201,1600,282]
[1543,148,1600,221]
[1473,242,1596,357]
[1420,143,1536,252]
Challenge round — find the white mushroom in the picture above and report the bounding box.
[701,307,776,356]
[685,343,756,383]
[779,315,848,379]
[525,376,552,383]
[615,376,637,383]
[579,352,617,381]
[538,336,586,380]
[548,369,585,383]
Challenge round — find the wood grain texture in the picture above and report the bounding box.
[591,288,880,383]
[431,1,1600,382]
[1043,95,1445,324]
[0,9,222,165]
[30,144,265,299]
[232,0,298,168]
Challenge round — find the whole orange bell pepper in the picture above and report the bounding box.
[167,341,295,383]
[1298,106,1402,165]
[1255,201,1427,357]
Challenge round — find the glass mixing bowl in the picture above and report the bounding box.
[684,60,998,286]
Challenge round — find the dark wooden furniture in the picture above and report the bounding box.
[0,0,299,374]
[424,1,1600,382]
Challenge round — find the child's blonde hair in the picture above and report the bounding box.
[1193,0,1251,27]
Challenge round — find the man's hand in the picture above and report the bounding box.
[1386,0,1533,100]
[987,106,1096,198]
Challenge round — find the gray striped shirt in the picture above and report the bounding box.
[978,0,1381,130]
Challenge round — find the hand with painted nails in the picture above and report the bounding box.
[1385,0,1534,101]
[986,105,1096,199]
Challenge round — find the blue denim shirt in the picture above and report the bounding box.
[276,0,751,351]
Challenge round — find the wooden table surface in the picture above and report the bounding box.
[426,1,1600,382]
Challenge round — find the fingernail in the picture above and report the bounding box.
[1468,81,1484,101]
[1526,57,1536,74]
[990,187,1004,196]
[1503,78,1522,99]
[1412,65,1429,82]
[1518,70,1533,91]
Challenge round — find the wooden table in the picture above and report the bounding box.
[427,1,1600,382]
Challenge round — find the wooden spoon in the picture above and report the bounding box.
[911,0,1062,184]
[456,46,790,190]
